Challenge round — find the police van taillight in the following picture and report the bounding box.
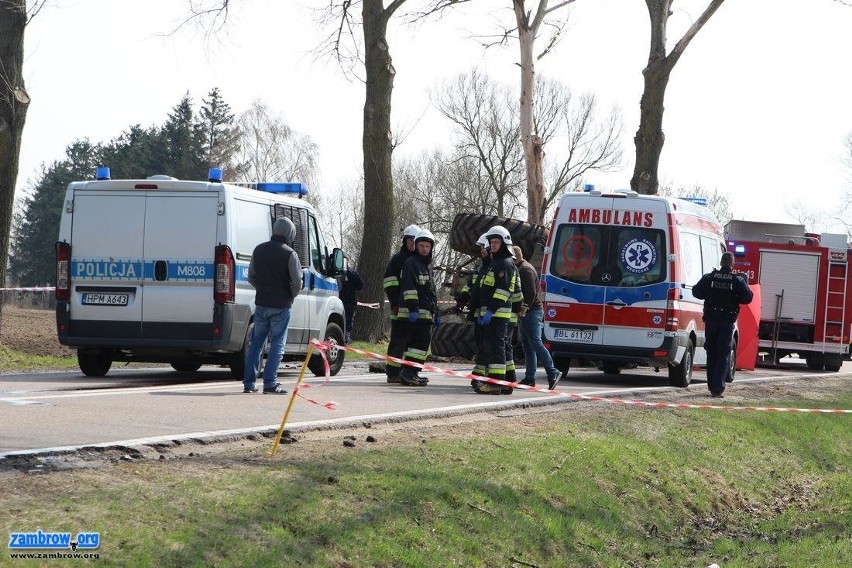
[55,242,71,302]
[665,286,680,331]
[214,245,235,303]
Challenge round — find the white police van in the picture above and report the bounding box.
[55,167,347,378]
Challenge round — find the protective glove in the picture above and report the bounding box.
[433,314,441,326]
[478,310,493,326]
[407,311,419,323]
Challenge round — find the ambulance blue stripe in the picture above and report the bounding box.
[544,275,670,304]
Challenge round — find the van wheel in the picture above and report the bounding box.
[601,362,621,375]
[308,322,346,377]
[553,356,571,375]
[726,340,737,383]
[668,341,693,388]
[229,323,252,380]
[805,354,824,371]
[171,362,202,373]
[78,349,112,377]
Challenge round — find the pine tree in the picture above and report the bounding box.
[198,88,244,179]
[8,141,99,286]
[157,93,207,179]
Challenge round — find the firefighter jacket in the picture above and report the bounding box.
[399,251,438,321]
[692,267,753,322]
[383,245,414,310]
[459,257,491,319]
[476,247,517,320]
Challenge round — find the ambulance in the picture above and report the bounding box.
[540,188,727,387]
[55,168,347,378]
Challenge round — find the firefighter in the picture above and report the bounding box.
[382,224,420,383]
[398,228,439,387]
[692,251,753,398]
[456,234,491,385]
[472,225,518,395]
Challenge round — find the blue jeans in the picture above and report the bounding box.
[244,305,292,390]
[519,307,556,381]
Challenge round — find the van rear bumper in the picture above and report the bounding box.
[56,302,250,355]
[547,334,685,367]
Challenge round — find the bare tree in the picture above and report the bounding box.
[234,100,320,190]
[433,69,526,218]
[434,70,623,220]
[0,0,38,338]
[512,0,577,224]
[631,0,726,194]
[659,183,733,226]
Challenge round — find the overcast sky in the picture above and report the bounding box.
[19,0,852,229]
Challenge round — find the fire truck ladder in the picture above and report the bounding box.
[823,254,848,355]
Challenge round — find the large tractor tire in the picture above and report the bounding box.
[449,212,547,262]
[431,322,477,360]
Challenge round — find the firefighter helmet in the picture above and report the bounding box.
[402,224,420,240]
[485,225,512,246]
[415,228,435,245]
[476,233,489,248]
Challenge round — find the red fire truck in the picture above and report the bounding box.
[724,220,848,371]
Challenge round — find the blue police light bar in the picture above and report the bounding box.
[95,166,111,180]
[583,183,595,192]
[682,197,708,206]
[208,168,223,182]
[257,182,309,196]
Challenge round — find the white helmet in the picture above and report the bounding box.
[402,224,420,240]
[485,225,512,246]
[414,228,435,245]
[476,233,489,248]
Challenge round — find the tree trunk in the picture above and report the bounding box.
[515,0,546,224]
[631,0,726,195]
[0,0,30,341]
[355,0,397,342]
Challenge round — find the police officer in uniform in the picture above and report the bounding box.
[382,224,420,382]
[692,251,753,398]
[398,229,439,387]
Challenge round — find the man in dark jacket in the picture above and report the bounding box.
[398,229,439,387]
[243,217,302,394]
[692,251,753,398]
[512,246,561,390]
[382,224,419,382]
[339,254,364,344]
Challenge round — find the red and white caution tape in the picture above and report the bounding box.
[0,286,56,292]
[308,339,852,415]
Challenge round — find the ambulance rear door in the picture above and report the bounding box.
[598,199,669,349]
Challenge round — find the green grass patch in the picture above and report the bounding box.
[3,390,850,566]
[342,340,388,360]
[0,345,77,372]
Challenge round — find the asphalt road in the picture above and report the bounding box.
[0,358,845,458]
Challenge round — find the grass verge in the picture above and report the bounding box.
[0,345,77,372]
[2,388,849,566]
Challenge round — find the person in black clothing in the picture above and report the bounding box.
[692,251,753,398]
[382,224,420,382]
[472,225,518,395]
[398,228,439,387]
[339,254,364,345]
[459,234,491,383]
[243,217,302,395]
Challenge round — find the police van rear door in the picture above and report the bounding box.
[69,190,146,339]
[142,191,219,339]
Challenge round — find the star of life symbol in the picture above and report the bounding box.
[548,307,557,319]
[620,238,657,274]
